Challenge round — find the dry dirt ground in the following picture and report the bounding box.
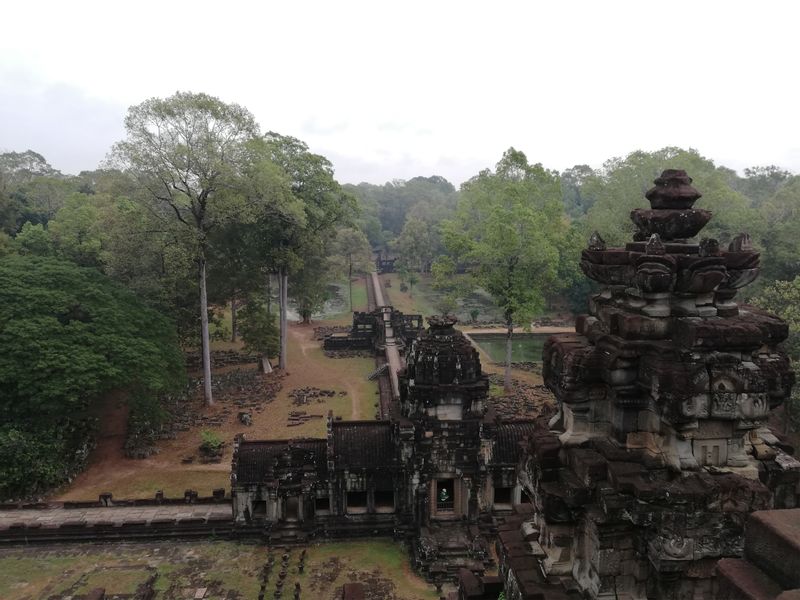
[55,323,378,501]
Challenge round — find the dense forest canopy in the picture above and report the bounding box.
[3,90,800,497]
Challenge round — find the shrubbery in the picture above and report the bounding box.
[0,255,184,499]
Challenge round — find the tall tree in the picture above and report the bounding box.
[331,227,373,311]
[260,132,355,366]
[110,92,260,405]
[444,148,565,391]
[394,217,437,272]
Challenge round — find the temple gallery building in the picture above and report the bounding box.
[231,315,535,576]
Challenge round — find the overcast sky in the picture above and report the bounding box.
[2,1,799,186]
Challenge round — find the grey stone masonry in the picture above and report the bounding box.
[0,504,231,529]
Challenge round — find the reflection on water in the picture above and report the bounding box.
[469,333,548,363]
[286,283,348,321]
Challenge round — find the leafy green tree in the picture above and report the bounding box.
[560,164,596,217]
[0,255,183,498]
[14,221,53,256]
[753,278,800,433]
[110,92,261,405]
[581,148,763,247]
[395,216,437,272]
[331,227,373,311]
[289,243,332,323]
[261,132,355,363]
[344,175,458,239]
[47,193,112,267]
[238,298,280,361]
[444,148,565,391]
[735,165,793,207]
[0,150,61,181]
[759,176,800,283]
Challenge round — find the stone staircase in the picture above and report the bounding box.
[716,508,800,599]
[367,363,389,381]
[414,523,493,583]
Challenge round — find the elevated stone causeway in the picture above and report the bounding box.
[0,504,236,544]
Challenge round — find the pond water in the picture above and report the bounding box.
[285,283,348,321]
[469,333,549,363]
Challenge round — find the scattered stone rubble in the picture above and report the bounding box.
[487,374,554,421]
[185,349,259,371]
[125,370,282,459]
[324,349,375,359]
[314,325,350,341]
[289,387,342,407]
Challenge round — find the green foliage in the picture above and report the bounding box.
[124,388,170,458]
[394,217,437,272]
[0,425,85,499]
[238,299,280,357]
[200,429,223,451]
[581,148,763,247]
[47,193,111,267]
[14,221,53,256]
[0,255,183,498]
[759,176,800,282]
[345,175,457,239]
[444,149,566,388]
[752,278,800,432]
[446,148,564,325]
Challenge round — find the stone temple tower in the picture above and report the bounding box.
[398,314,491,525]
[499,170,800,599]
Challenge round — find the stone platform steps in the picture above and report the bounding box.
[414,523,493,584]
[716,509,800,599]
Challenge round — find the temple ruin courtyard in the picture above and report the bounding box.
[0,539,438,600]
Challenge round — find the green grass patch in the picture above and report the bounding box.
[0,540,436,600]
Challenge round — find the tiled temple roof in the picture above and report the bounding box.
[332,421,394,469]
[491,421,537,465]
[234,439,326,483]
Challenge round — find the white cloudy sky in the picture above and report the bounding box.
[1,0,799,185]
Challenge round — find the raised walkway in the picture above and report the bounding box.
[369,271,404,401]
[0,503,243,544]
[0,503,231,528]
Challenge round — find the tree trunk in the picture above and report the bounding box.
[279,267,288,369]
[504,316,513,393]
[348,255,353,312]
[230,296,238,343]
[199,257,214,406]
[266,272,272,315]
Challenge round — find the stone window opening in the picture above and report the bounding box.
[494,486,513,509]
[347,491,368,514]
[436,480,455,512]
[314,496,331,515]
[374,490,395,513]
[251,500,267,519]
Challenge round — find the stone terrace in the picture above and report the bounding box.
[0,504,231,529]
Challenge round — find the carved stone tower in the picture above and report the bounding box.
[503,170,799,599]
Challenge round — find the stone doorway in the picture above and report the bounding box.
[435,479,455,514]
[284,496,300,521]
